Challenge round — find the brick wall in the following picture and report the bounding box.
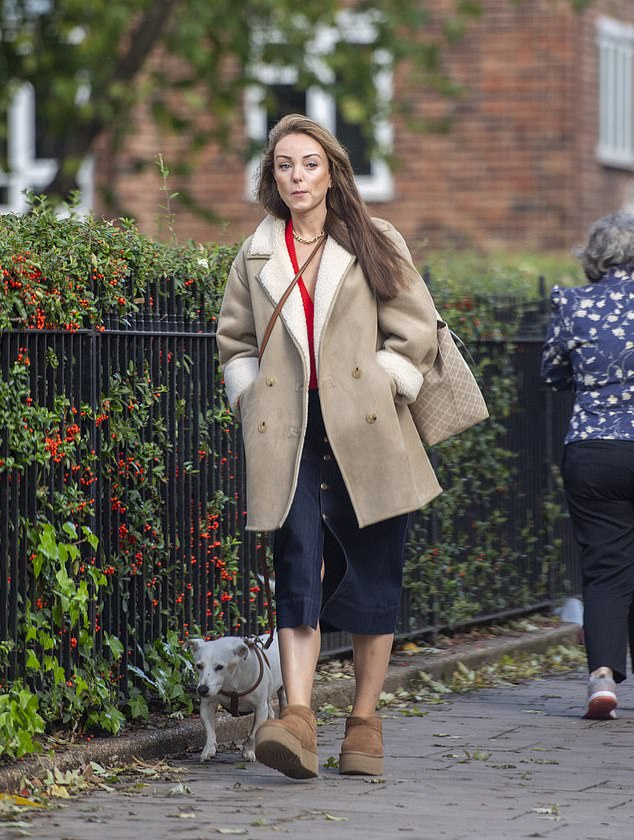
[575,0,634,246]
[95,0,634,254]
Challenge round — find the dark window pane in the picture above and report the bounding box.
[266,85,307,135]
[0,112,7,170]
[265,83,372,177]
[34,85,64,160]
[334,107,372,176]
[0,184,9,205]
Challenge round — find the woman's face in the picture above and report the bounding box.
[273,132,331,217]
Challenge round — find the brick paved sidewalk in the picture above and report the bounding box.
[14,667,634,840]
[0,622,578,796]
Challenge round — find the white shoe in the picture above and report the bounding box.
[583,674,617,720]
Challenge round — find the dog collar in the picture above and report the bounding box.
[218,636,271,717]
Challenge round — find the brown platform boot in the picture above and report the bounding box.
[255,704,318,779]
[339,715,384,776]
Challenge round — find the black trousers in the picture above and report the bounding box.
[563,440,634,682]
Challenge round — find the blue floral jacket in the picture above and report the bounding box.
[541,266,634,443]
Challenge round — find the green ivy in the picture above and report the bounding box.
[127,630,196,720]
[403,286,568,628]
[0,198,241,762]
[0,683,46,761]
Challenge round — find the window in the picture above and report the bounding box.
[596,17,634,169]
[245,12,393,202]
[0,84,93,214]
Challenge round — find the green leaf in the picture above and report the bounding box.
[63,521,78,539]
[104,633,124,661]
[39,525,59,560]
[127,692,149,720]
[32,552,45,579]
[25,650,40,670]
[83,527,100,551]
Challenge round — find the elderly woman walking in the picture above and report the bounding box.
[542,212,634,719]
[217,115,443,778]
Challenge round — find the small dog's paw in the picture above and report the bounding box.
[241,744,256,762]
[200,745,217,762]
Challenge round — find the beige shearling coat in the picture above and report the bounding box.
[216,215,443,531]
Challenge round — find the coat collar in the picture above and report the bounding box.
[248,216,355,372]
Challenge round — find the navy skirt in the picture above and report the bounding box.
[272,391,409,635]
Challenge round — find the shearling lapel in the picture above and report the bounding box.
[250,217,309,369]
[313,236,354,367]
[249,215,355,376]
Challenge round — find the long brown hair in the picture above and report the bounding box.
[257,114,408,302]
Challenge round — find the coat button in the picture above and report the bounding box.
[365,412,378,424]
[258,421,267,433]
[323,454,332,462]
[320,482,329,491]
[265,377,276,387]
[352,366,362,379]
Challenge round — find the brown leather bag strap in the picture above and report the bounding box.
[258,235,327,363]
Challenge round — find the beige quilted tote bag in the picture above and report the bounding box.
[409,317,489,446]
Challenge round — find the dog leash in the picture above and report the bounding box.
[217,636,271,717]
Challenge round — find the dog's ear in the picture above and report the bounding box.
[235,642,249,660]
[185,638,203,654]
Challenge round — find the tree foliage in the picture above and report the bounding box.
[0,0,483,201]
[0,0,591,204]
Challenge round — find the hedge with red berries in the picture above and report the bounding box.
[0,198,256,760]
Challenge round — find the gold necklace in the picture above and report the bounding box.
[292,229,326,245]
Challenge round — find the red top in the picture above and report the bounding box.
[285,220,318,390]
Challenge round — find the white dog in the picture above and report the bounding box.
[186,634,285,762]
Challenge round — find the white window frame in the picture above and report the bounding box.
[245,11,394,203]
[1,83,93,215]
[596,16,634,170]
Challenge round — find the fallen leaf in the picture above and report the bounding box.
[97,783,117,793]
[47,784,70,798]
[0,794,45,808]
[400,641,423,655]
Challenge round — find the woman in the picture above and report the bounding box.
[541,211,634,719]
[217,114,442,778]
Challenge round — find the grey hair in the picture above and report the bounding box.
[576,211,634,281]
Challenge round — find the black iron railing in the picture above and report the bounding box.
[0,304,578,685]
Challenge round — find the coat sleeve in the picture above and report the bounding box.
[541,286,574,391]
[216,240,259,411]
[374,222,438,404]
